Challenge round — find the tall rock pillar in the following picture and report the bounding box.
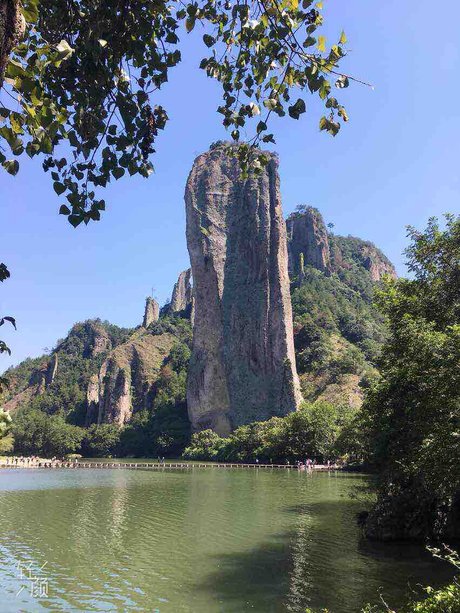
[169,268,193,315]
[185,144,302,436]
[286,206,331,279]
[143,297,159,328]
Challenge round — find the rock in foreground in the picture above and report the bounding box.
[185,144,302,435]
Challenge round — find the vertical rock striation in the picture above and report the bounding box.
[286,206,330,279]
[169,269,193,315]
[185,144,302,436]
[143,297,160,327]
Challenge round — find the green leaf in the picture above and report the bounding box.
[263,98,278,110]
[203,34,215,48]
[53,182,66,195]
[338,107,349,122]
[257,121,267,133]
[0,108,11,122]
[112,167,125,180]
[59,204,71,215]
[68,214,83,228]
[56,40,74,60]
[339,30,347,45]
[335,75,349,89]
[22,0,39,22]
[317,35,326,53]
[3,160,19,176]
[248,102,260,116]
[185,16,196,33]
[288,99,306,119]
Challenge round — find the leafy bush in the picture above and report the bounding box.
[183,402,357,463]
[82,424,121,457]
[12,409,84,457]
[363,215,460,540]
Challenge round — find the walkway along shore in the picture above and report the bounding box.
[0,459,341,471]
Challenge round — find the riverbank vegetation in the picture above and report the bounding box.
[362,215,460,541]
[183,401,361,463]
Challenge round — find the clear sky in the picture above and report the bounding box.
[1,0,459,369]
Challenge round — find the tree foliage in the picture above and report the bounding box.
[12,408,84,456]
[183,401,358,463]
[0,0,357,224]
[363,215,460,540]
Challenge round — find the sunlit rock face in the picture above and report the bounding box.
[286,206,331,278]
[185,144,302,436]
[169,269,193,315]
[143,297,160,328]
[90,330,176,426]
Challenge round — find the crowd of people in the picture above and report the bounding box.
[0,456,79,468]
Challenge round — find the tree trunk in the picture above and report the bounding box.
[0,0,25,87]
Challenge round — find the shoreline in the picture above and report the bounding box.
[0,458,346,471]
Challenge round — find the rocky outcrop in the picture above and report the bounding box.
[169,269,193,315]
[4,353,59,411]
[87,329,176,426]
[45,353,58,386]
[143,297,160,327]
[85,373,100,425]
[185,144,302,436]
[286,207,331,278]
[359,245,397,281]
[286,208,397,283]
[329,235,397,282]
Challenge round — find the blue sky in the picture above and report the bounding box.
[1,0,459,369]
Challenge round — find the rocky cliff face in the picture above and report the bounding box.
[169,269,193,315]
[286,207,330,278]
[359,244,397,281]
[286,208,397,284]
[86,329,176,426]
[185,144,302,435]
[143,297,160,327]
[78,321,113,357]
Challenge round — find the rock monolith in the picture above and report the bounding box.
[286,206,331,278]
[185,144,302,435]
[143,297,160,327]
[169,269,193,314]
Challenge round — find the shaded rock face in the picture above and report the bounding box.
[170,269,193,315]
[143,297,160,327]
[286,207,330,277]
[87,329,176,426]
[185,145,302,436]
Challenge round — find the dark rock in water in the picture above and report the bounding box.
[286,206,331,278]
[185,143,302,436]
[143,297,160,328]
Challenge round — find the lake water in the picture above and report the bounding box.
[0,468,453,612]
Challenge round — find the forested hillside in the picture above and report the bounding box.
[290,208,395,408]
[1,208,395,457]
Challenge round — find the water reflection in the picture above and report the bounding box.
[0,469,454,612]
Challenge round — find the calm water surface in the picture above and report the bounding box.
[0,468,452,612]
